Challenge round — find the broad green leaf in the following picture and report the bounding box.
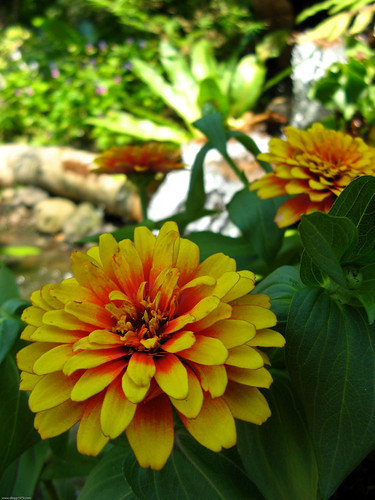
[190,39,218,81]
[0,441,48,497]
[329,176,375,262]
[159,40,198,96]
[124,427,262,500]
[0,318,24,364]
[131,57,200,125]
[228,188,286,265]
[299,213,358,287]
[285,288,375,499]
[237,371,319,500]
[0,356,40,477]
[42,441,100,480]
[193,112,228,156]
[299,250,325,287]
[186,231,260,271]
[255,265,303,323]
[87,112,189,144]
[198,78,230,118]
[0,265,20,304]
[78,446,136,500]
[229,55,266,117]
[351,262,375,323]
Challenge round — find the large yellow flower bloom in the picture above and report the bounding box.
[94,143,183,175]
[251,123,375,227]
[17,222,284,470]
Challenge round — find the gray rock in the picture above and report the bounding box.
[34,198,76,234]
[62,202,104,241]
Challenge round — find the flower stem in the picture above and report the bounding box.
[138,184,149,221]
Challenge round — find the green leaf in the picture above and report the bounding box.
[87,112,189,144]
[329,176,375,262]
[228,188,286,265]
[198,78,230,118]
[185,142,212,216]
[299,212,358,287]
[0,356,40,477]
[254,265,303,322]
[0,441,48,497]
[78,446,136,500]
[351,262,375,323]
[193,112,228,155]
[228,55,266,117]
[237,371,319,500]
[0,265,20,304]
[42,441,100,480]
[285,288,375,499]
[124,427,262,500]
[186,231,259,271]
[0,318,24,364]
[190,39,218,81]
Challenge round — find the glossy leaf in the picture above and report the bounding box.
[0,441,48,497]
[254,265,303,323]
[0,356,40,477]
[185,142,212,216]
[228,188,286,265]
[124,427,262,500]
[329,175,375,262]
[237,371,319,500]
[0,265,20,304]
[0,318,24,365]
[229,55,266,117]
[78,446,136,500]
[285,288,375,499]
[299,212,358,287]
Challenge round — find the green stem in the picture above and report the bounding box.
[138,184,149,221]
[223,153,250,188]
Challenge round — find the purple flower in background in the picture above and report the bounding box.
[86,43,94,52]
[95,85,108,96]
[113,76,122,84]
[89,58,97,66]
[51,68,60,78]
[98,40,107,51]
[14,89,22,97]
[24,87,35,96]
[126,37,134,45]
[123,61,132,70]
[138,39,147,49]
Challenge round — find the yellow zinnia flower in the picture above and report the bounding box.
[94,143,184,175]
[17,221,284,470]
[251,123,375,227]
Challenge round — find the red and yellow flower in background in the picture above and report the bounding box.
[93,143,184,175]
[17,221,284,470]
[251,123,375,227]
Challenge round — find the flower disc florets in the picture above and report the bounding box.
[17,222,284,470]
[251,123,375,227]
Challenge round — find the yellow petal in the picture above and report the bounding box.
[222,270,256,302]
[179,336,228,365]
[122,371,150,404]
[211,272,239,299]
[191,363,228,398]
[17,342,57,373]
[175,238,200,285]
[161,330,196,353]
[232,293,271,308]
[21,306,44,327]
[99,233,119,282]
[33,344,73,375]
[134,225,156,277]
[77,394,109,456]
[100,376,137,438]
[43,310,93,331]
[226,366,273,388]
[127,352,156,387]
[52,278,98,304]
[88,329,124,346]
[112,250,143,299]
[155,354,188,399]
[179,394,236,452]
[20,324,36,341]
[35,400,84,439]
[201,319,255,348]
[70,359,125,401]
[29,371,79,412]
[223,381,271,424]
[248,328,285,347]
[63,348,125,376]
[40,285,64,310]
[162,313,195,334]
[169,367,203,418]
[30,289,50,311]
[126,394,174,470]
[225,345,264,369]
[20,371,40,391]
[31,325,84,343]
[149,229,180,285]
[196,253,236,279]
[65,301,112,329]
[190,302,232,331]
[231,305,277,329]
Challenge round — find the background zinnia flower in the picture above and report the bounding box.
[93,143,184,175]
[251,123,375,227]
[17,221,284,470]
